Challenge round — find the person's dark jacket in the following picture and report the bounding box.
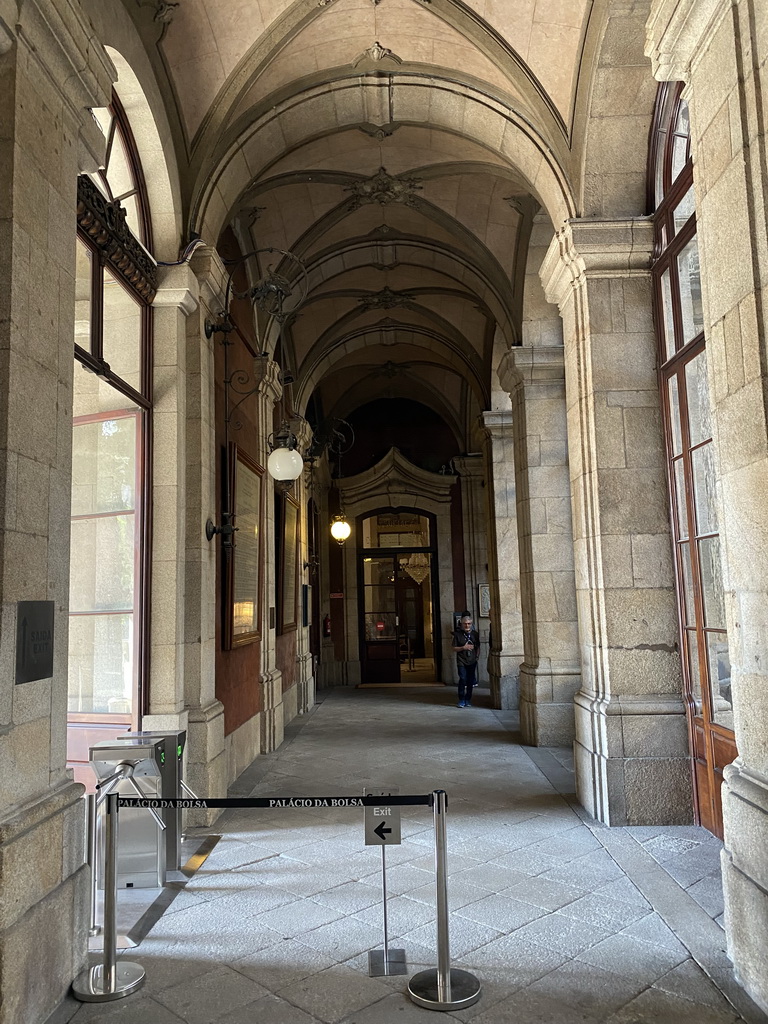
[452,627,480,666]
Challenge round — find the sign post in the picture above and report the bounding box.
[364,788,406,977]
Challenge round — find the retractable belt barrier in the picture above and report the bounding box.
[72,789,481,1012]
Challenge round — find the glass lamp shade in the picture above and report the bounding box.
[267,446,304,481]
[330,515,351,543]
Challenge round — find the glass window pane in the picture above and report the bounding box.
[103,270,142,392]
[668,377,683,455]
[671,100,690,181]
[706,632,732,727]
[672,185,695,235]
[686,628,703,713]
[699,535,725,629]
[685,352,712,447]
[72,417,136,515]
[691,442,718,536]
[68,613,133,715]
[73,360,141,416]
[70,514,135,612]
[679,541,694,625]
[75,240,92,350]
[673,459,688,539]
[677,235,704,344]
[660,270,676,360]
[654,130,666,206]
[106,127,141,240]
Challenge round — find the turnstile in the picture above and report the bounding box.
[118,730,187,872]
[89,737,167,888]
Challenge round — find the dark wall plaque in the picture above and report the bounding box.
[16,601,55,684]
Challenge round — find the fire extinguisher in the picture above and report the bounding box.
[323,613,331,638]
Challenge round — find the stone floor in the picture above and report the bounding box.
[53,686,768,1024]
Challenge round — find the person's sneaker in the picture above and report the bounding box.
[457,700,466,707]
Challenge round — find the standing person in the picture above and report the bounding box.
[452,612,480,707]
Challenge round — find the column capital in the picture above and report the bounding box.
[480,410,514,439]
[540,218,654,309]
[253,356,283,404]
[498,346,565,395]
[645,0,729,83]
[153,264,200,316]
[190,246,229,315]
[14,0,115,172]
[453,453,484,479]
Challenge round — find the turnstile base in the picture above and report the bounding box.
[72,962,145,1002]
[408,968,481,1011]
[369,948,407,976]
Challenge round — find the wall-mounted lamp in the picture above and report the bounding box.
[330,514,352,545]
[266,423,304,482]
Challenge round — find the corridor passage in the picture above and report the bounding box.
[61,689,766,1024]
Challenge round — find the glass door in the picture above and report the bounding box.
[361,556,400,683]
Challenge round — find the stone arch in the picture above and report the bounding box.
[572,0,658,218]
[82,0,183,259]
[191,76,576,244]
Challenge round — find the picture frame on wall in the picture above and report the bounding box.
[478,583,491,618]
[225,444,264,649]
[279,493,300,632]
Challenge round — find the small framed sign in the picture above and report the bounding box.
[16,601,54,684]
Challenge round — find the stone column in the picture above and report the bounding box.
[647,0,768,1009]
[254,358,285,753]
[0,4,113,1022]
[480,414,524,708]
[498,347,581,744]
[541,218,689,824]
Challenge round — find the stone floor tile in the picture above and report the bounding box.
[592,876,651,909]
[337,991,441,1023]
[230,938,338,992]
[512,911,615,956]
[686,872,726,919]
[460,931,570,988]
[619,912,689,956]
[296,916,387,961]
[538,849,625,891]
[501,874,587,912]
[557,892,651,931]
[401,916,503,958]
[602,985,742,1023]
[448,862,534,894]
[524,959,649,1019]
[311,880,384,914]
[69,995,186,1023]
[406,878,493,911]
[461,987,603,1024]
[653,958,739,1012]
[218,992,321,1024]
[154,964,271,1024]
[359,862,436,895]
[351,894,436,936]
[575,931,688,984]
[254,899,345,938]
[276,964,391,1024]
[455,893,546,933]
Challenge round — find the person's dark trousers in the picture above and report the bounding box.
[457,662,478,704]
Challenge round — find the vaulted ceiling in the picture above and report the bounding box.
[128,0,603,457]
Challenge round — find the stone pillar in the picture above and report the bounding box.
[541,218,689,824]
[0,4,113,1022]
[254,358,284,753]
[647,0,768,1009]
[499,348,581,744]
[480,414,524,708]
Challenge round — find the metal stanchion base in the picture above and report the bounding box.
[72,962,145,1003]
[368,948,408,976]
[408,968,481,1011]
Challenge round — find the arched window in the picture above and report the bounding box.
[68,92,156,777]
[650,82,735,838]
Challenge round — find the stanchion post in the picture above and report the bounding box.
[86,794,100,936]
[72,794,146,1003]
[407,790,482,1012]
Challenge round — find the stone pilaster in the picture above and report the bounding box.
[498,348,580,744]
[479,414,524,708]
[255,358,285,753]
[647,0,768,1010]
[0,4,113,1022]
[541,218,689,824]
